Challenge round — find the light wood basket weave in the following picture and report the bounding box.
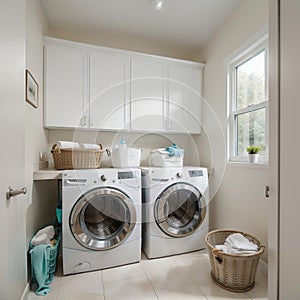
[51,144,104,170]
[205,229,265,293]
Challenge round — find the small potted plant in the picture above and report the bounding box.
[246,145,261,163]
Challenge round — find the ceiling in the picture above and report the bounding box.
[41,0,241,55]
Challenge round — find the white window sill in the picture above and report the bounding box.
[227,160,269,170]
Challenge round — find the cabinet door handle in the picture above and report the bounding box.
[80,116,86,127]
[90,117,93,127]
[6,186,27,200]
[164,120,168,130]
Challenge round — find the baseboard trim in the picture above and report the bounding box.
[258,259,268,276]
[21,281,31,300]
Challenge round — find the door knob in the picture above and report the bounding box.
[6,186,27,200]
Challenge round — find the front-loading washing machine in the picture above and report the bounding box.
[142,166,209,259]
[62,168,141,275]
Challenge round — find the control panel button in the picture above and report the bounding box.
[100,175,107,182]
[176,172,182,178]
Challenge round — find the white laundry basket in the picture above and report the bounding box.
[111,148,141,168]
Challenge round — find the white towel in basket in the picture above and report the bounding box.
[31,226,55,246]
[215,233,258,254]
[57,141,80,149]
[226,233,258,251]
[81,143,100,150]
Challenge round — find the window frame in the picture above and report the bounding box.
[227,34,269,165]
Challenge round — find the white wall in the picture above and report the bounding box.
[47,26,196,61]
[25,0,58,276]
[195,0,269,262]
[47,130,200,168]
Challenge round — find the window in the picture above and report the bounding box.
[227,36,268,164]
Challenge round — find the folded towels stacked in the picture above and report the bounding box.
[57,141,100,150]
[215,233,258,254]
[165,143,184,157]
[31,225,55,246]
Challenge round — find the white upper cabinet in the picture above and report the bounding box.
[44,43,89,128]
[130,58,166,132]
[43,37,204,134]
[89,50,130,130]
[130,57,203,133]
[167,63,202,134]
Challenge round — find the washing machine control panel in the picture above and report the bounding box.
[118,171,136,179]
[188,170,204,177]
[97,169,141,187]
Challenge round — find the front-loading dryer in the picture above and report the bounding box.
[62,168,141,275]
[142,166,209,259]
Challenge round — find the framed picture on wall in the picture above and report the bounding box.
[25,69,38,108]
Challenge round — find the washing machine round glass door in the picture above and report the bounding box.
[70,187,136,250]
[154,183,206,237]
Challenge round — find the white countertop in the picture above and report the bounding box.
[33,168,63,181]
[33,166,213,181]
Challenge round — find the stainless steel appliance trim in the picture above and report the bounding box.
[154,183,206,238]
[70,187,136,250]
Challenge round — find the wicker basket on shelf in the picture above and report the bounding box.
[205,229,265,293]
[51,144,104,170]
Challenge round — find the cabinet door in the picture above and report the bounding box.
[130,58,166,132]
[168,64,202,134]
[44,44,88,128]
[89,50,130,130]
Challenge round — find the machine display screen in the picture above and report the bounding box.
[188,170,203,177]
[118,171,135,179]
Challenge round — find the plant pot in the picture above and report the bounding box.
[248,153,259,163]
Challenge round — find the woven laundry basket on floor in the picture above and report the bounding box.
[205,229,265,292]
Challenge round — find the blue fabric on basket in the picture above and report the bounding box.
[30,244,52,296]
[165,144,184,157]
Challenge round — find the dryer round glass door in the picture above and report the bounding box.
[70,187,136,250]
[154,183,206,237]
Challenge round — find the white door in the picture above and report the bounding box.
[268,0,279,298]
[278,0,300,298]
[44,43,89,128]
[130,58,166,132]
[168,63,202,134]
[89,50,130,130]
[0,0,26,299]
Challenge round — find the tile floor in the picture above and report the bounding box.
[27,250,268,300]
